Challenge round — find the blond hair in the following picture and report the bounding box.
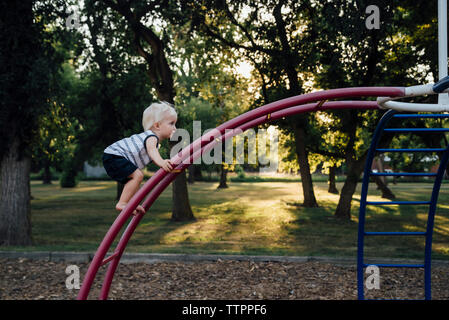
[142,101,177,131]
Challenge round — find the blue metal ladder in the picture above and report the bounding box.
[357,110,449,300]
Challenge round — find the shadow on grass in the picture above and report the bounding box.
[22,180,449,261]
[280,199,358,258]
[352,183,449,260]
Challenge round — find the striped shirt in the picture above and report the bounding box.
[104,130,160,169]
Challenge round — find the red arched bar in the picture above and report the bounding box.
[78,87,404,300]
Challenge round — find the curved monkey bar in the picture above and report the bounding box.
[78,86,408,300]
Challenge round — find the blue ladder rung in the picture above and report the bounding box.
[376,148,446,152]
[370,172,437,177]
[363,263,425,268]
[384,128,449,132]
[393,114,449,119]
[357,109,449,300]
[364,231,426,236]
[365,201,431,205]
[366,298,426,301]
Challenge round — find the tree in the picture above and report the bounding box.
[186,0,320,207]
[61,0,160,194]
[168,20,251,189]
[32,40,82,185]
[98,0,195,221]
[32,95,76,185]
[71,0,153,193]
[0,0,68,245]
[312,0,438,218]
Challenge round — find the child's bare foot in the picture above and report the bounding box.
[135,205,145,216]
[116,203,145,216]
[116,202,127,213]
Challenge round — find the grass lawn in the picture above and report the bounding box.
[4,179,449,261]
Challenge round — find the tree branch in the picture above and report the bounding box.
[196,3,280,57]
[309,145,345,159]
[101,0,174,101]
[221,1,267,54]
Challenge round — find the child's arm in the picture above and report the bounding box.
[146,136,173,172]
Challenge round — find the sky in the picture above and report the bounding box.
[235,61,253,78]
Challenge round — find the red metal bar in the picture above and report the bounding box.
[100,252,120,267]
[99,214,147,299]
[170,88,403,172]
[97,100,380,299]
[77,88,404,300]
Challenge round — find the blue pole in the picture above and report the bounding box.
[423,141,449,300]
[357,109,397,300]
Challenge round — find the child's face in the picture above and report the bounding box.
[158,114,177,139]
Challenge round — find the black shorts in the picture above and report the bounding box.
[102,153,138,184]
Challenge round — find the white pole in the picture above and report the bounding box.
[438,0,449,104]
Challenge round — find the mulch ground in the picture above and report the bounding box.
[1,258,449,300]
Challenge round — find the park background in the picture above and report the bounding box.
[1,0,449,266]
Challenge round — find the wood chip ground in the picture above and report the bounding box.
[1,258,448,300]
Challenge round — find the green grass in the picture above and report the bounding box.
[3,179,449,261]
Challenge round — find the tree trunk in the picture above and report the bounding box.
[272,3,318,207]
[169,140,194,221]
[42,162,52,184]
[194,166,203,181]
[335,157,395,219]
[217,164,228,189]
[0,138,32,246]
[374,157,386,185]
[187,165,203,184]
[171,170,195,221]
[334,157,366,219]
[294,125,319,207]
[334,177,358,220]
[373,176,395,199]
[116,182,125,201]
[328,165,339,194]
[187,165,195,184]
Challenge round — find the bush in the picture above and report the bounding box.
[60,161,79,188]
[30,167,61,181]
[235,165,246,179]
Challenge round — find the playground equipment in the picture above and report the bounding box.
[357,109,449,300]
[356,0,449,299]
[78,0,449,301]
[77,81,449,300]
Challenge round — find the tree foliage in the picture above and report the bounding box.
[0,0,74,245]
[0,0,72,160]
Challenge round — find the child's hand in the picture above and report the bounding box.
[160,159,174,172]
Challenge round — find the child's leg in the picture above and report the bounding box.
[116,169,145,215]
